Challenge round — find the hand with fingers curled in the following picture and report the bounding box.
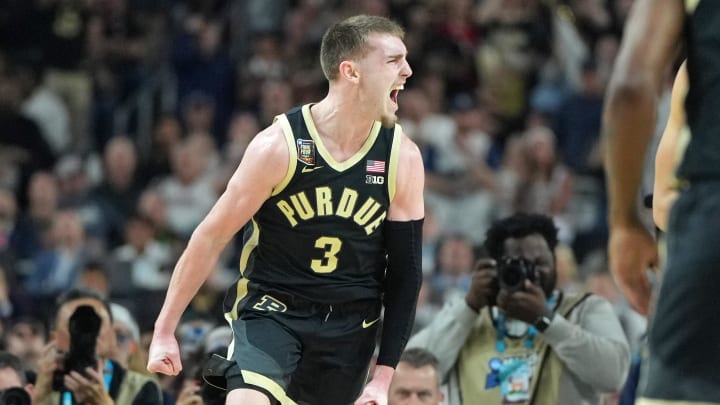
[496,279,551,324]
[33,343,63,403]
[465,258,500,312]
[147,332,183,376]
[63,366,114,405]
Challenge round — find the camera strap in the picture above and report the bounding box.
[494,293,558,353]
[103,360,114,391]
[61,360,114,404]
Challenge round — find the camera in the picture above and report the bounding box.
[0,387,31,405]
[52,305,102,391]
[497,256,537,292]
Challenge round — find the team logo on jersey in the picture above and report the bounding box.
[297,139,316,165]
[252,295,288,312]
[365,175,384,185]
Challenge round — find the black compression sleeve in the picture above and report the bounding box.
[376,218,424,368]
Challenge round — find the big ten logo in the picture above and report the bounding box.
[365,175,385,185]
[252,295,288,312]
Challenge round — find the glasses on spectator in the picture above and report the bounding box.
[115,329,133,346]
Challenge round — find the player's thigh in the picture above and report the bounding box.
[287,306,379,405]
[222,315,302,404]
[225,388,272,405]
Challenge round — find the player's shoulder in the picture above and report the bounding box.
[395,127,423,166]
[245,121,292,161]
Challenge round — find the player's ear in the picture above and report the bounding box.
[339,61,360,83]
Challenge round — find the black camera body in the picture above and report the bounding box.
[52,305,102,392]
[497,256,537,292]
[0,387,31,405]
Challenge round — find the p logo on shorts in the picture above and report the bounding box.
[252,295,288,312]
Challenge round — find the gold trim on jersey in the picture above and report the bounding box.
[240,218,260,275]
[387,124,402,202]
[686,0,700,13]
[638,398,720,405]
[301,104,382,171]
[225,313,236,357]
[225,277,249,321]
[272,114,298,196]
[240,370,298,405]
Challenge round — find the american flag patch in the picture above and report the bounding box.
[366,160,385,173]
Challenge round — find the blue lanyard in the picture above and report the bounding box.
[61,360,113,404]
[495,294,557,353]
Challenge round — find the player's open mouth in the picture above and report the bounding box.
[389,85,404,104]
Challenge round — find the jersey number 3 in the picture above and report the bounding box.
[311,236,342,273]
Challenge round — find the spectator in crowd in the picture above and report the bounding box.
[33,288,162,405]
[388,348,445,405]
[0,350,34,401]
[5,317,46,371]
[0,265,14,320]
[0,62,56,198]
[423,93,498,244]
[91,136,145,247]
[514,125,575,243]
[9,171,59,262]
[0,188,19,265]
[156,137,217,239]
[55,154,121,252]
[110,302,142,372]
[24,209,91,319]
[17,59,71,156]
[428,233,475,305]
[408,213,630,405]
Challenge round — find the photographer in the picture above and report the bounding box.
[33,288,162,404]
[407,213,630,405]
[0,351,33,405]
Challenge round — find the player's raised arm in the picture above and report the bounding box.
[147,123,290,375]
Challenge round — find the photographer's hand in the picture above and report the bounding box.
[176,381,204,405]
[64,366,113,405]
[496,280,549,324]
[465,259,498,312]
[33,343,62,403]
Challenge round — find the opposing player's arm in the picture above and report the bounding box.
[153,124,290,335]
[653,61,688,231]
[603,0,684,227]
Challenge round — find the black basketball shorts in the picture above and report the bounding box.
[639,181,720,404]
[204,287,382,405]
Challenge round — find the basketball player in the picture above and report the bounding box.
[147,15,424,405]
[604,0,720,403]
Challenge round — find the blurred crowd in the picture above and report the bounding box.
[0,0,665,403]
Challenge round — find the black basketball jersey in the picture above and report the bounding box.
[677,0,720,180]
[227,104,402,309]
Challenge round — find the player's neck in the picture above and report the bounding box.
[311,94,376,145]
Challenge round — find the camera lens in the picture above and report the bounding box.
[499,256,531,291]
[501,263,524,287]
[0,387,32,405]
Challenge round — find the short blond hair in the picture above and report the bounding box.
[320,15,404,81]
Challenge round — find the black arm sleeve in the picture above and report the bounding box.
[376,218,424,367]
